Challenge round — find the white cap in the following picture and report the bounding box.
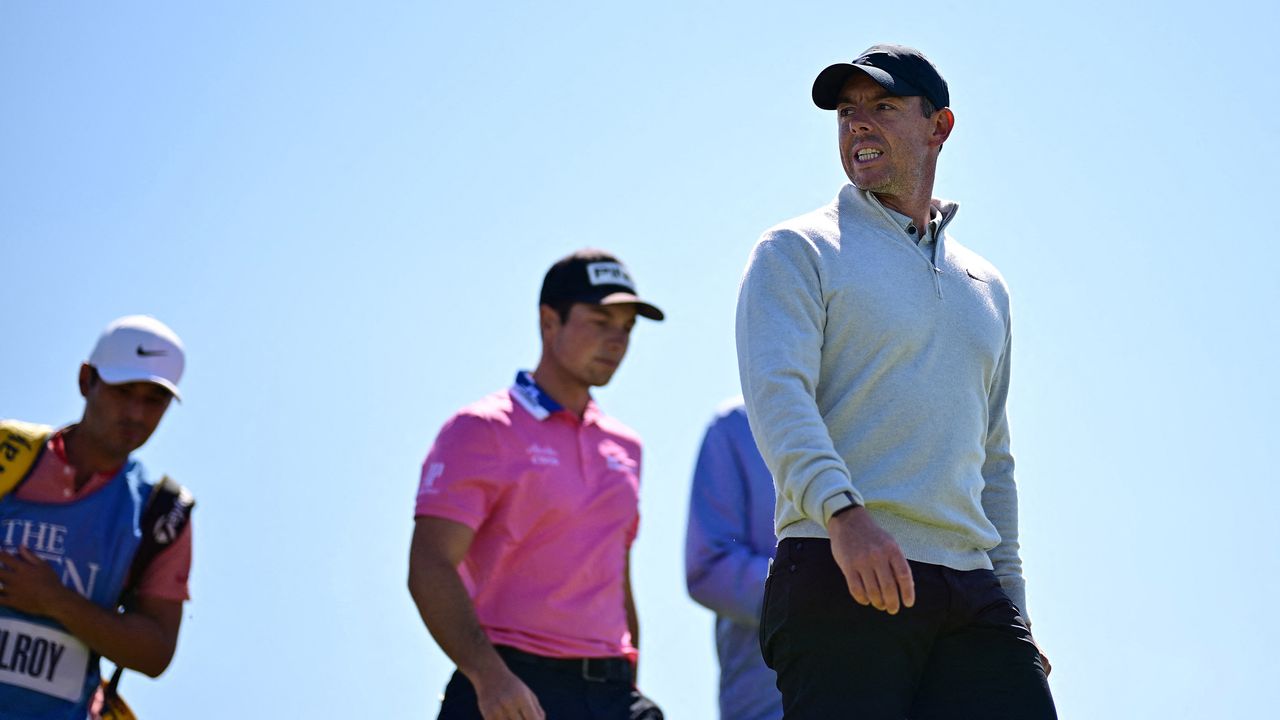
[87,315,186,401]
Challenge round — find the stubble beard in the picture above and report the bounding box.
[843,149,897,196]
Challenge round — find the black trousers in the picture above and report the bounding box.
[760,538,1057,719]
[438,647,634,720]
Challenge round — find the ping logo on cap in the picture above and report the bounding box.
[586,262,636,290]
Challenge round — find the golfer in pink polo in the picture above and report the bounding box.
[409,249,665,720]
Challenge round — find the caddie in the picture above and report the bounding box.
[0,315,194,720]
[408,249,664,720]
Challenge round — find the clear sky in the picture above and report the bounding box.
[2,1,1277,717]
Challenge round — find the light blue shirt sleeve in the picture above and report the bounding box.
[684,405,776,626]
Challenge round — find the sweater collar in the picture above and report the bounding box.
[840,184,960,239]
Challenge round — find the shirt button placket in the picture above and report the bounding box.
[578,423,592,487]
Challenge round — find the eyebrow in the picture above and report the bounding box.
[837,88,898,104]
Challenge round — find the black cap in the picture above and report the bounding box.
[812,44,949,111]
[539,249,665,321]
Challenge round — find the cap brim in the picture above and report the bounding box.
[597,292,665,321]
[812,62,926,110]
[95,366,183,402]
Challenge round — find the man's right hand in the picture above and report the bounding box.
[409,518,545,720]
[470,664,546,720]
[827,506,915,614]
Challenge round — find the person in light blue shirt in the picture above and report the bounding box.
[684,398,782,720]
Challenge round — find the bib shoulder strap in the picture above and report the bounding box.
[108,475,195,703]
[124,475,195,599]
[0,420,54,498]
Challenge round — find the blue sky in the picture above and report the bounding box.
[2,1,1277,717]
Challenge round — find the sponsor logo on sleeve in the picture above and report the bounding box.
[152,504,187,545]
[419,462,446,496]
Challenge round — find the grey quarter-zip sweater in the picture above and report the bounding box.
[736,184,1027,616]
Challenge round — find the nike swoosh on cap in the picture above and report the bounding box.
[136,345,169,357]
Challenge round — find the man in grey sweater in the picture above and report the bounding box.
[736,44,1056,718]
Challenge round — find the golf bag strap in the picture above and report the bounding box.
[0,420,54,498]
[107,475,195,699]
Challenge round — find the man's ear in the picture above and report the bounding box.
[78,363,95,399]
[538,304,560,339]
[931,107,955,148]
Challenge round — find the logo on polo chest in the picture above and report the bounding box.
[525,444,560,466]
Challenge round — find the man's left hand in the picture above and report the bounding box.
[1027,626,1051,676]
[0,546,71,618]
[1037,646,1052,677]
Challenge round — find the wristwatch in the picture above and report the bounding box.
[826,490,860,522]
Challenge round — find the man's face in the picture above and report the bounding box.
[543,303,638,389]
[836,72,948,200]
[79,367,173,458]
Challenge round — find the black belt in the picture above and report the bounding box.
[496,645,634,684]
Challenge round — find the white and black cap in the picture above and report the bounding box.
[87,315,186,400]
[539,249,665,321]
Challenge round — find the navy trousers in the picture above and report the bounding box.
[760,538,1057,719]
[437,647,634,720]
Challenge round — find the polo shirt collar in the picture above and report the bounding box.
[881,203,939,244]
[511,371,603,425]
[511,371,565,421]
[581,400,602,426]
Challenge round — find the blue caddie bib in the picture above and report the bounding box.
[0,459,152,719]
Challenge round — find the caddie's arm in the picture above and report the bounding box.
[0,546,181,677]
[409,516,545,720]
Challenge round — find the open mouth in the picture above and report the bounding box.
[856,149,883,162]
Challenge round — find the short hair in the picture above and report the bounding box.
[544,299,576,323]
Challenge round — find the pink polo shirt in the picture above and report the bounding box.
[415,375,642,660]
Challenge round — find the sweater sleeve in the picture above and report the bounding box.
[980,323,1028,619]
[735,231,862,527]
[684,413,771,626]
